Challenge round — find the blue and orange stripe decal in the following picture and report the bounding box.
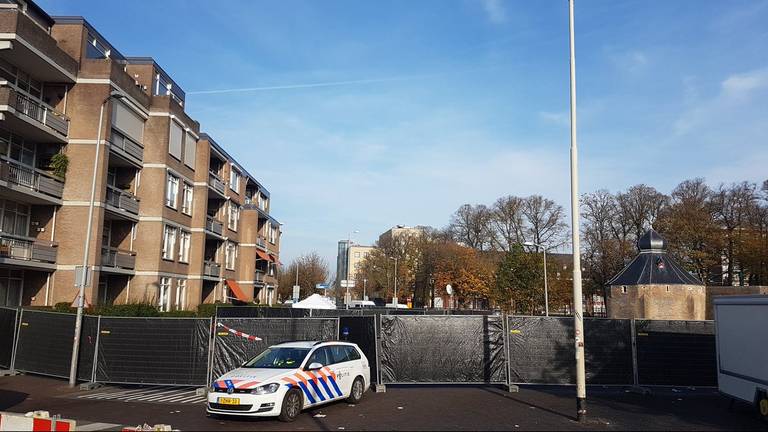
[323,367,344,397]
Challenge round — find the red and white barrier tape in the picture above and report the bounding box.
[217,322,262,341]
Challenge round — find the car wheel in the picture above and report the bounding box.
[346,377,365,404]
[279,388,303,422]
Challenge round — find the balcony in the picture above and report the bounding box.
[0,87,69,142]
[0,158,63,202]
[108,135,143,166]
[0,234,57,269]
[104,185,139,218]
[256,236,267,250]
[100,246,136,271]
[205,215,223,236]
[254,271,265,284]
[203,260,221,278]
[208,172,225,197]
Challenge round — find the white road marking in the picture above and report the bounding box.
[76,422,122,431]
[77,386,205,404]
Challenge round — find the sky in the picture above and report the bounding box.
[40,0,768,270]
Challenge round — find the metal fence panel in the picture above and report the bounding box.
[0,307,17,368]
[379,315,506,384]
[506,316,633,385]
[77,315,99,381]
[212,318,339,380]
[340,316,378,385]
[635,320,716,386]
[95,317,211,385]
[215,307,309,318]
[14,310,75,378]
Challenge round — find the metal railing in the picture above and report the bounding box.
[0,234,57,263]
[205,215,223,236]
[13,91,69,137]
[105,185,139,215]
[208,172,225,195]
[203,260,221,278]
[256,236,267,249]
[101,246,136,270]
[0,159,64,198]
[109,136,144,162]
[254,272,265,283]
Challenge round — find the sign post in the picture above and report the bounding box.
[292,285,300,303]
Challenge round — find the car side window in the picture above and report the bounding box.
[327,345,360,363]
[306,346,331,367]
[345,346,361,361]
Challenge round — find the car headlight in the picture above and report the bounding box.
[251,383,280,395]
[210,384,218,392]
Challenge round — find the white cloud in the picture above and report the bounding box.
[481,0,507,24]
[721,67,768,99]
[538,111,569,127]
[611,50,649,74]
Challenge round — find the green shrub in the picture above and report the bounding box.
[53,302,75,313]
[162,310,197,318]
[196,302,221,317]
[50,153,69,179]
[93,303,161,317]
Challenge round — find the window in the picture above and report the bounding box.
[269,224,278,244]
[183,132,196,168]
[225,241,237,270]
[229,168,240,193]
[175,279,187,310]
[169,121,183,160]
[327,345,360,364]
[228,202,240,231]
[162,225,177,260]
[165,173,179,209]
[178,230,191,263]
[9,139,34,167]
[86,33,110,59]
[158,277,171,312]
[355,252,361,258]
[243,347,310,369]
[306,347,333,367]
[0,200,30,236]
[621,286,627,294]
[111,101,144,144]
[181,183,193,215]
[0,269,23,307]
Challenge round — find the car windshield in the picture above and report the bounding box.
[243,347,310,369]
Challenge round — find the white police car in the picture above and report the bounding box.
[207,341,370,422]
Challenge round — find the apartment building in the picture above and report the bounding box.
[0,0,280,310]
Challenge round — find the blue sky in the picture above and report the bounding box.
[41,0,768,269]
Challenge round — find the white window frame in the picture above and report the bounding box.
[159,277,171,312]
[175,279,187,310]
[162,225,177,261]
[178,230,191,263]
[225,241,237,270]
[165,172,179,209]
[181,182,193,215]
[229,168,240,194]
[228,201,240,231]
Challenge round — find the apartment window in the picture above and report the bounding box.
[181,183,193,215]
[158,277,171,312]
[355,252,361,258]
[269,224,278,244]
[165,173,179,209]
[225,241,237,270]
[0,200,29,236]
[169,121,183,160]
[175,279,187,310]
[228,202,240,231]
[178,230,191,263]
[8,139,34,167]
[162,225,177,260]
[111,102,145,144]
[0,269,23,307]
[621,286,627,294]
[86,33,110,59]
[183,132,196,169]
[229,168,240,194]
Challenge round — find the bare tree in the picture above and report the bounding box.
[448,204,493,251]
[521,195,567,250]
[615,184,669,240]
[489,195,526,251]
[277,251,330,301]
[712,182,757,285]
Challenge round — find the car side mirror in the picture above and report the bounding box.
[306,362,323,371]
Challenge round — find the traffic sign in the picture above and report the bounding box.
[340,280,355,288]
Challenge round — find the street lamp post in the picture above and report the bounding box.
[68,90,127,387]
[524,241,549,317]
[363,278,367,301]
[345,230,359,307]
[568,0,587,421]
[389,257,398,306]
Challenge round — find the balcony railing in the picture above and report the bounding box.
[101,246,136,270]
[205,215,223,236]
[254,272,265,283]
[203,260,221,278]
[0,159,64,198]
[0,234,57,263]
[105,185,139,215]
[109,136,144,162]
[256,236,267,250]
[13,91,69,137]
[208,172,225,195]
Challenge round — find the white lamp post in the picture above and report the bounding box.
[389,256,398,305]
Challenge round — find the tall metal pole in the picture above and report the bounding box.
[69,96,106,387]
[543,248,549,317]
[393,258,398,306]
[568,0,587,421]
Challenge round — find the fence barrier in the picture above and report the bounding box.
[0,307,18,369]
[94,317,211,386]
[211,317,339,380]
[0,308,718,389]
[379,315,507,384]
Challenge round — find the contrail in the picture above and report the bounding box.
[187,74,432,95]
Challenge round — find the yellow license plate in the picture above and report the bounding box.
[217,397,240,405]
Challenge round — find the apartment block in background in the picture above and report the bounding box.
[0,0,281,310]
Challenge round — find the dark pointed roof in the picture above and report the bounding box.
[607,229,702,286]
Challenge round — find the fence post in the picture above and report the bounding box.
[503,313,518,392]
[90,316,101,383]
[207,316,217,386]
[629,318,640,387]
[9,308,23,373]
[374,313,385,392]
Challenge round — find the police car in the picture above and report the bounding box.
[207,341,370,422]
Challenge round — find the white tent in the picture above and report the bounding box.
[291,293,337,309]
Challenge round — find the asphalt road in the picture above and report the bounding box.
[0,375,765,431]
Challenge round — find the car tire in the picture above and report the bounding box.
[346,377,365,404]
[279,388,303,422]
